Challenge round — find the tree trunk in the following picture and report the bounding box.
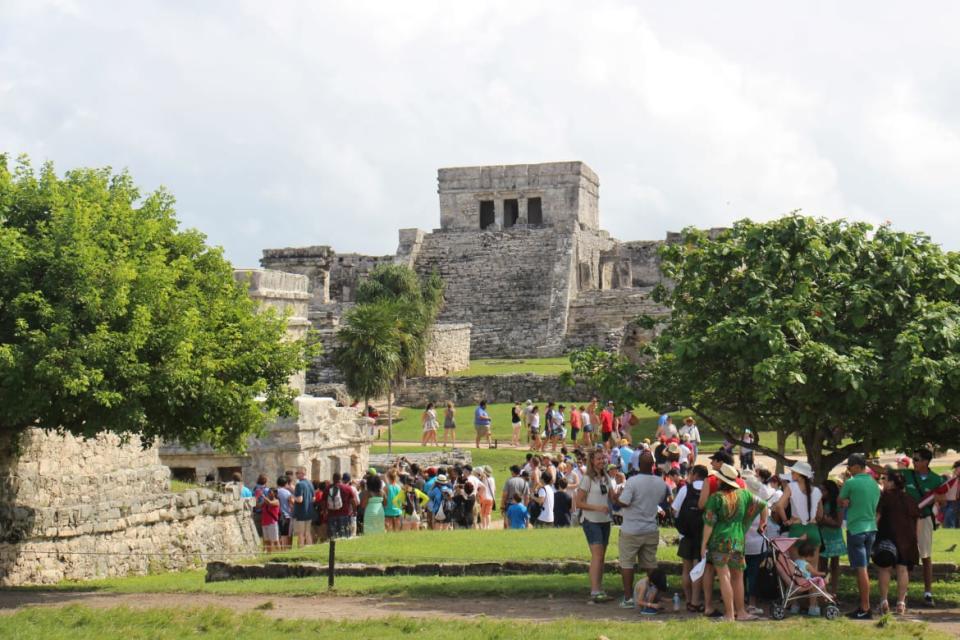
[775,429,788,474]
[802,429,827,483]
[387,389,393,455]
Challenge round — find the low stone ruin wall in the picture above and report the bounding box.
[394,373,593,408]
[368,449,471,471]
[0,429,260,586]
[422,323,471,376]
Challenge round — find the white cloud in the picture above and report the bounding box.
[2,0,960,266]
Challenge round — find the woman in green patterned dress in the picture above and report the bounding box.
[700,464,769,621]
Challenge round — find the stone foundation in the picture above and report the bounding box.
[0,429,260,586]
[394,374,592,407]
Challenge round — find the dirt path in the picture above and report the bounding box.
[2,590,959,634]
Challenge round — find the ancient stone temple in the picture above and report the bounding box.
[158,269,374,485]
[262,161,677,376]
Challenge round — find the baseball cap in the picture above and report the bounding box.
[846,453,867,467]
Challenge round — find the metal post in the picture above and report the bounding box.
[328,539,335,588]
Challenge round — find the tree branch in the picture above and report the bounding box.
[689,406,799,468]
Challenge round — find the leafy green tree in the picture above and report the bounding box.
[634,215,960,479]
[0,156,308,454]
[335,264,443,452]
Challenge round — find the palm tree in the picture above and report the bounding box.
[333,303,402,452]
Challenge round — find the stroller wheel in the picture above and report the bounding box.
[771,604,786,620]
[824,605,840,620]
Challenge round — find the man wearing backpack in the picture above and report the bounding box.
[672,464,708,612]
[325,472,358,540]
[291,467,315,548]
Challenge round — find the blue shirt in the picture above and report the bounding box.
[424,477,437,495]
[277,487,293,518]
[619,446,634,473]
[474,406,491,426]
[240,485,253,498]
[507,503,529,529]
[293,478,314,521]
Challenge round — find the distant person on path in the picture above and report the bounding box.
[611,451,670,613]
[523,400,533,444]
[739,429,755,471]
[875,469,921,615]
[943,461,960,528]
[569,403,582,444]
[580,405,593,447]
[292,467,315,547]
[576,448,615,602]
[679,417,702,456]
[510,401,523,447]
[839,454,881,620]
[474,400,493,449]
[442,401,457,447]
[600,401,615,448]
[421,402,439,446]
[529,406,543,451]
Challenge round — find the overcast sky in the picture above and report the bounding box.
[3,1,959,266]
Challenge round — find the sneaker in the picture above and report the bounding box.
[619,597,636,609]
[807,607,821,617]
[923,593,935,608]
[640,606,659,615]
[846,608,873,620]
[591,592,613,603]
[790,604,800,615]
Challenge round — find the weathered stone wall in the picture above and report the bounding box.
[368,449,471,471]
[412,227,577,358]
[259,245,336,307]
[563,288,669,352]
[0,430,259,586]
[394,374,593,407]
[234,268,311,394]
[422,324,471,376]
[160,397,372,486]
[438,162,599,231]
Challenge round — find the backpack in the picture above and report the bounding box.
[434,494,448,522]
[326,484,343,511]
[675,486,703,537]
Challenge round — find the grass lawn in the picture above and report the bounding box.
[450,357,572,377]
[1,605,947,640]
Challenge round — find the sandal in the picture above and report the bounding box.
[686,603,700,613]
[877,601,890,616]
[896,602,907,615]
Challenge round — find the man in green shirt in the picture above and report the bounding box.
[904,448,945,606]
[838,453,881,620]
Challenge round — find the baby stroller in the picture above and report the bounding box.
[762,533,841,620]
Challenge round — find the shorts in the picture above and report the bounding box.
[847,530,876,569]
[261,522,279,541]
[328,515,352,539]
[292,519,312,538]
[918,517,934,559]
[602,431,612,443]
[583,424,593,433]
[709,550,745,570]
[618,530,659,570]
[678,535,702,561]
[278,517,291,537]
[475,424,491,436]
[444,421,456,429]
[512,421,521,428]
[582,520,611,546]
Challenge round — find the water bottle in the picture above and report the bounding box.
[673,593,680,611]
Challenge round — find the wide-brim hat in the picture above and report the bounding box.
[667,443,681,454]
[712,463,740,488]
[786,461,814,479]
[436,474,448,483]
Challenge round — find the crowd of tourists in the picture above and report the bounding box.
[240,400,959,622]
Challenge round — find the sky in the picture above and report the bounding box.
[3,1,960,267]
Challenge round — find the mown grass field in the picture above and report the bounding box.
[0,605,948,640]
[375,404,781,452]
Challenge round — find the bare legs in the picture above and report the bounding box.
[588,543,607,594]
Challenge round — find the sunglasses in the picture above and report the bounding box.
[600,482,608,495]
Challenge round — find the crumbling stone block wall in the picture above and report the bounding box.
[422,324,471,376]
[0,430,259,586]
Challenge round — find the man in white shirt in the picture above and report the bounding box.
[679,417,701,455]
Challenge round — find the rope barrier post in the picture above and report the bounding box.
[327,539,336,589]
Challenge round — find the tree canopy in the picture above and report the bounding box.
[0,156,308,452]
[574,215,960,479]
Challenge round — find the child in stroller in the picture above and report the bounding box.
[765,534,841,620]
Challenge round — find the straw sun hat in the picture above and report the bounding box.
[713,463,740,488]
